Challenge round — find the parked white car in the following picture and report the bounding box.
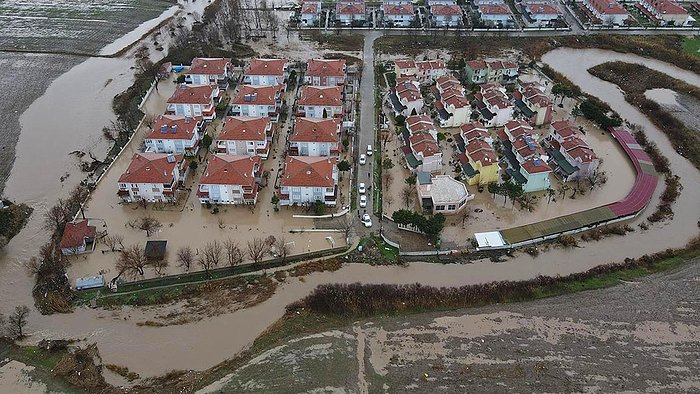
[359,194,367,208]
[362,213,372,227]
[359,154,366,165]
[358,182,366,194]
[367,145,373,156]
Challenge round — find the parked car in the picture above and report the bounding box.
[367,145,373,156]
[359,194,367,208]
[359,154,366,165]
[358,182,366,194]
[362,213,372,227]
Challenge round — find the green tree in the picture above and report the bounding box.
[201,134,213,149]
[337,160,352,172]
[382,158,394,171]
[405,173,417,185]
[419,213,445,243]
[503,181,524,208]
[458,58,466,70]
[188,160,198,171]
[545,187,556,204]
[342,138,349,151]
[313,200,326,215]
[487,182,500,200]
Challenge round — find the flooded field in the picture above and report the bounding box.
[646,88,700,134]
[0,0,174,54]
[204,257,700,392]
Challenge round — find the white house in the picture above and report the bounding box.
[185,57,232,88]
[582,0,629,25]
[300,1,322,26]
[243,58,289,86]
[289,117,341,157]
[403,130,442,173]
[637,0,694,26]
[478,4,514,26]
[383,3,415,26]
[516,82,553,126]
[216,116,273,159]
[435,87,471,128]
[166,84,220,121]
[389,78,423,117]
[475,83,514,127]
[59,220,96,255]
[415,59,448,83]
[197,155,262,205]
[297,85,344,118]
[406,114,439,141]
[336,1,367,25]
[279,156,338,206]
[117,153,184,203]
[231,84,284,121]
[486,60,519,84]
[523,2,562,26]
[430,4,463,27]
[394,59,418,76]
[304,59,346,86]
[145,115,204,157]
[416,173,472,214]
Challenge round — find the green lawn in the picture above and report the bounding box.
[682,36,700,58]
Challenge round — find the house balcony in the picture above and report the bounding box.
[215,141,228,154]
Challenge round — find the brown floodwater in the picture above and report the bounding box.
[1,42,699,382]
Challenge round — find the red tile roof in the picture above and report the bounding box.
[298,85,343,106]
[521,158,552,174]
[406,114,436,133]
[513,136,545,157]
[219,116,271,141]
[525,3,561,15]
[290,118,340,143]
[561,136,589,151]
[488,60,517,70]
[301,2,320,13]
[504,120,533,139]
[645,0,688,15]
[384,3,414,15]
[394,59,416,70]
[431,4,462,16]
[479,4,512,15]
[246,58,288,76]
[410,132,440,157]
[461,122,489,141]
[59,220,96,249]
[416,59,446,71]
[552,120,580,139]
[587,0,628,15]
[200,155,261,186]
[188,58,231,75]
[522,86,551,107]
[167,84,218,105]
[567,146,597,163]
[469,148,497,165]
[306,59,346,78]
[281,156,337,187]
[336,2,366,15]
[466,60,487,70]
[233,85,283,106]
[146,115,202,140]
[396,81,421,102]
[118,153,182,184]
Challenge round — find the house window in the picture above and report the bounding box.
[435,205,445,211]
[448,204,456,211]
[119,183,127,188]
[152,187,160,193]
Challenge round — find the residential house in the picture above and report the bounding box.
[289,117,341,157]
[582,0,629,25]
[637,0,694,26]
[435,91,471,128]
[166,84,220,121]
[465,59,518,85]
[519,157,552,192]
[400,119,443,173]
[197,155,262,205]
[546,120,600,181]
[427,0,457,6]
[499,120,551,192]
[417,173,473,214]
[304,59,347,86]
[145,115,204,156]
[279,156,338,206]
[504,119,538,140]
[216,116,273,159]
[478,4,514,26]
[300,1,322,26]
[297,85,344,118]
[393,59,417,76]
[389,77,423,117]
[523,2,562,26]
[185,57,232,88]
[475,83,514,127]
[117,153,184,203]
[231,84,284,121]
[465,60,489,84]
[336,1,367,25]
[415,59,448,83]
[406,114,438,141]
[515,82,553,126]
[430,5,463,27]
[383,3,415,26]
[243,58,289,86]
[59,220,96,255]
[460,139,499,186]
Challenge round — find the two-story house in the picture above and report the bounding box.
[393,59,417,76]
[216,116,273,159]
[297,85,344,118]
[383,3,415,26]
[417,173,472,215]
[336,1,367,25]
[304,59,346,86]
[523,2,562,26]
[406,114,438,141]
[430,4,463,26]
[185,57,232,88]
[519,157,552,192]
[166,84,220,121]
[243,58,289,86]
[415,59,447,84]
[289,117,341,157]
[515,82,553,126]
[197,155,262,205]
[637,0,694,26]
[478,4,514,26]
[545,121,600,181]
[475,83,514,127]
[389,77,423,117]
[117,153,184,203]
[465,60,489,84]
[486,61,519,84]
[145,115,204,156]
[461,139,499,186]
[231,84,284,121]
[435,90,471,128]
[279,156,338,206]
[582,0,629,25]
[300,1,322,26]
[407,131,443,173]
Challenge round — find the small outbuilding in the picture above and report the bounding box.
[75,275,105,290]
[60,220,97,255]
[144,240,168,261]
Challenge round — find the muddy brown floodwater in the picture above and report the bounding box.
[1,40,699,383]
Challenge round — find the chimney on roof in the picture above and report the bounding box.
[171,125,177,133]
[160,125,168,133]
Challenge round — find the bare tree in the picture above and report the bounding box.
[587,170,608,191]
[43,200,70,234]
[274,236,291,262]
[176,246,194,272]
[247,237,269,267]
[339,215,353,239]
[143,114,157,129]
[8,305,30,339]
[401,185,415,208]
[152,259,169,276]
[138,216,162,237]
[199,241,223,278]
[115,245,148,281]
[103,234,124,252]
[223,239,244,267]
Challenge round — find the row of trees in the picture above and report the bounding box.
[391,209,446,243]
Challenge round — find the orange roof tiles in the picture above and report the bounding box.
[306,59,346,78]
[219,116,271,141]
[167,84,217,105]
[233,85,283,106]
[290,118,340,143]
[59,220,96,249]
[298,85,343,106]
[188,58,231,75]
[118,153,182,184]
[281,156,337,187]
[146,115,202,140]
[200,155,261,186]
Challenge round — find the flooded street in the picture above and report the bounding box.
[1,29,700,384]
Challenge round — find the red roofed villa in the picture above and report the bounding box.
[197,155,263,205]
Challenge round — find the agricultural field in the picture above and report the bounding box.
[0,0,174,54]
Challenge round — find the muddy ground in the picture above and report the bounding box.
[0,53,83,195]
[203,258,700,393]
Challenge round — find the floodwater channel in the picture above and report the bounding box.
[0,39,699,382]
